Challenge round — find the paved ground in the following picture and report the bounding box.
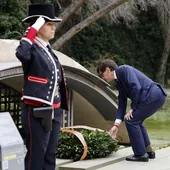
[56,147,170,170]
[97,147,170,170]
[152,139,170,148]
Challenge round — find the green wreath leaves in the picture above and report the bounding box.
[56,129,119,161]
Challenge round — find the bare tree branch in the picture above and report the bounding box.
[55,0,86,32]
[52,0,129,50]
[84,0,158,27]
[55,0,62,9]
[157,0,170,38]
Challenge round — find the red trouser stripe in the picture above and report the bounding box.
[28,106,32,170]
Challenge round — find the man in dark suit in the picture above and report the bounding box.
[97,59,167,162]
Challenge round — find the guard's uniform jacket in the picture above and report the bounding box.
[16,37,68,110]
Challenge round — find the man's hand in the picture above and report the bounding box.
[32,16,45,31]
[109,126,119,140]
[124,109,133,120]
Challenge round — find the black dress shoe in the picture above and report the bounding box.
[126,153,149,162]
[147,151,155,159]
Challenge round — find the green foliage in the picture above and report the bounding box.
[0,0,62,39]
[144,97,170,143]
[0,1,166,81]
[0,0,29,39]
[56,129,119,161]
[70,8,164,80]
[30,0,52,4]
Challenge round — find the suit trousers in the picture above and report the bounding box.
[21,103,61,170]
[125,85,166,156]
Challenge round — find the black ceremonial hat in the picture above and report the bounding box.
[22,4,62,23]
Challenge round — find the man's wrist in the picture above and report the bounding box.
[22,27,37,43]
[114,123,119,128]
[114,119,122,128]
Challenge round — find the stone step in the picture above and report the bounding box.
[55,145,125,170]
[56,159,73,170]
[57,147,132,170]
[96,147,170,170]
[55,145,126,169]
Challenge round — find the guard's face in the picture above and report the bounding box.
[38,21,56,41]
[99,67,114,82]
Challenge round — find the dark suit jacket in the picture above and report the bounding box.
[115,65,165,121]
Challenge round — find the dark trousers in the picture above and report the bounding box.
[125,86,166,156]
[21,103,61,170]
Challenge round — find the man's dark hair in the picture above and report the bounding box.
[97,59,118,74]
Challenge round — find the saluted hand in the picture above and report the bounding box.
[32,16,45,31]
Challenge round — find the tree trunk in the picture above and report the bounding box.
[52,0,129,50]
[55,0,86,32]
[156,0,170,86]
[156,26,170,86]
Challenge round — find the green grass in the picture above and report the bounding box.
[144,97,170,144]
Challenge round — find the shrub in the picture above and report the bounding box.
[56,129,119,161]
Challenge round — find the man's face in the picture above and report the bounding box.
[99,67,114,82]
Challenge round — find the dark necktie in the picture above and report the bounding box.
[47,45,53,54]
[47,45,59,61]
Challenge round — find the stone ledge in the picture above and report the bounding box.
[56,159,73,170]
[97,147,170,170]
[55,145,125,169]
[57,147,132,170]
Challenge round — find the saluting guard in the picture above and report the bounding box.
[16,3,68,170]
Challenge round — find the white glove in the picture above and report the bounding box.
[32,16,45,31]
